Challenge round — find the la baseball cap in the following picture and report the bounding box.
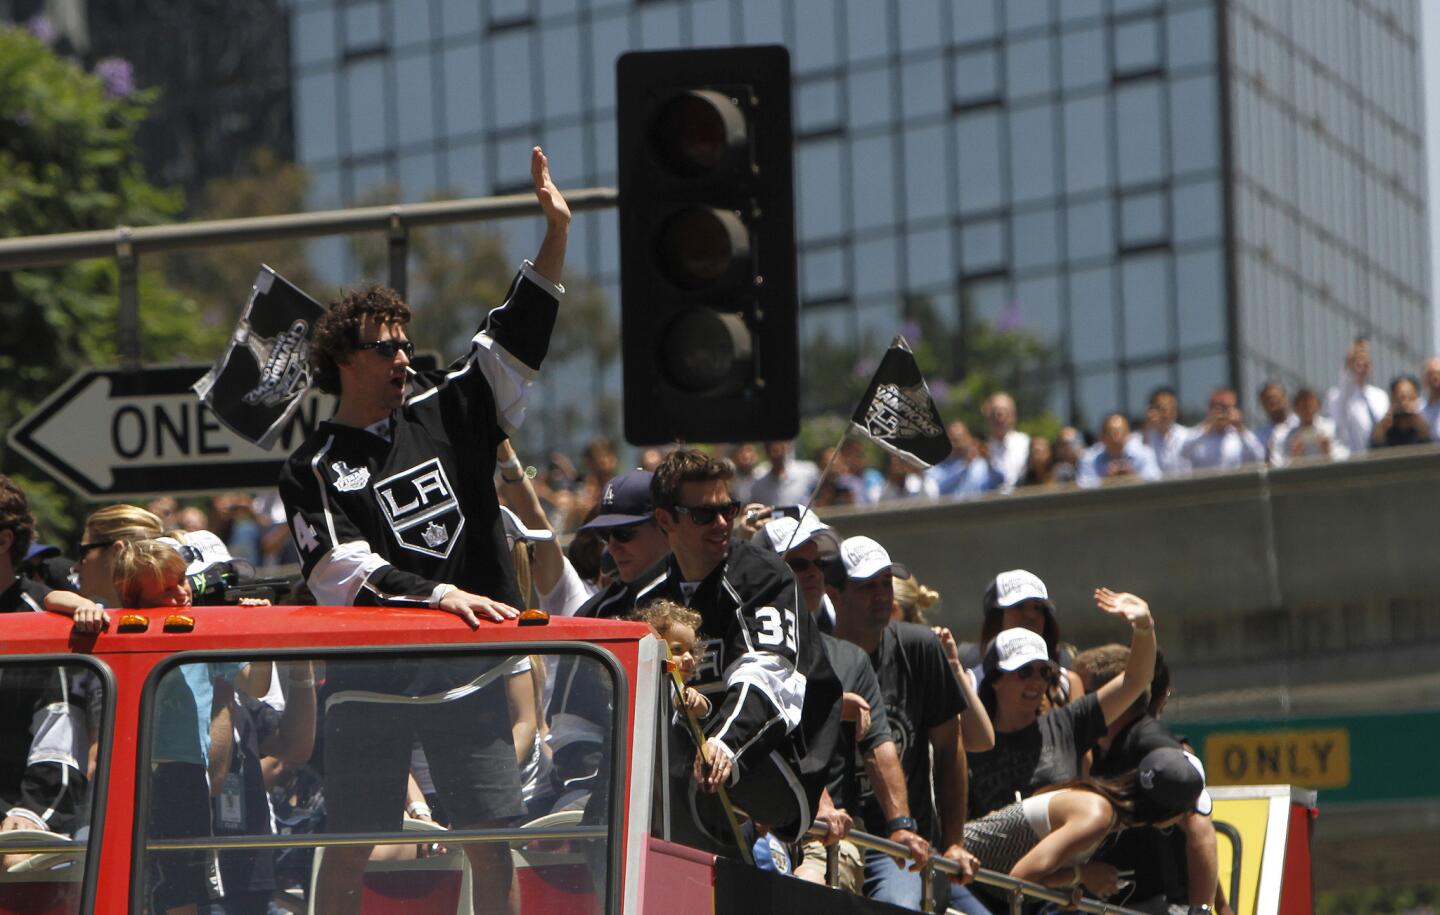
[838,535,911,581]
[580,470,655,530]
[753,508,841,558]
[987,627,1052,672]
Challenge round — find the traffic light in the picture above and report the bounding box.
[616,46,798,445]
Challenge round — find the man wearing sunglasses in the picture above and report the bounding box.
[278,147,569,915]
[624,449,843,856]
[546,469,671,810]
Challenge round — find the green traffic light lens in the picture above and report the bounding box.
[660,309,753,395]
[651,89,748,178]
[657,206,750,290]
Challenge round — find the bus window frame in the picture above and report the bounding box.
[130,640,631,915]
[0,653,115,915]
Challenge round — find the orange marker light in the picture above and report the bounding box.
[117,614,149,633]
[518,608,550,626]
[163,614,196,632]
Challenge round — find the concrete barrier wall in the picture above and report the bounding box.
[817,445,1440,689]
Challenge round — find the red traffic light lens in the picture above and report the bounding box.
[650,90,748,178]
[657,206,751,290]
[660,309,753,395]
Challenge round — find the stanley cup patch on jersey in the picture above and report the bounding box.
[372,458,466,559]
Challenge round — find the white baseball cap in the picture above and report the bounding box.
[988,627,1051,672]
[838,536,911,582]
[158,531,255,578]
[753,509,841,558]
[988,569,1053,609]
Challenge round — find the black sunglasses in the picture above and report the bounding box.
[356,339,415,359]
[1014,663,1058,683]
[785,556,818,572]
[598,524,644,544]
[673,500,741,525]
[77,539,115,557]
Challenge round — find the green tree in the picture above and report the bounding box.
[0,25,219,536]
[163,148,323,323]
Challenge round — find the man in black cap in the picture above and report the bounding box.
[573,469,671,619]
[546,469,672,809]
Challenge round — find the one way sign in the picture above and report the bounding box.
[7,365,334,500]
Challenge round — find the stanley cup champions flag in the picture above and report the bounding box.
[849,335,951,468]
[193,266,327,449]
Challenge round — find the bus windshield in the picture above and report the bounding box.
[137,649,619,915]
[0,659,107,915]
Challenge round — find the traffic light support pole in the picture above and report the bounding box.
[0,188,616,370]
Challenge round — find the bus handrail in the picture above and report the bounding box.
[808,823,1147,915]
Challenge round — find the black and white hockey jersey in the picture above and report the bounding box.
[629,541,842,804]
[280,262,560,612]
[279,263,559,695]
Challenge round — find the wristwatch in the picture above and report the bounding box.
[884,815,918,835]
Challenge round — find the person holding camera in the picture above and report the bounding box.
[1076,415,1160,487]
[1372,374,1431,448]
[1179,387,1266,470]
[1271,388,1348,467]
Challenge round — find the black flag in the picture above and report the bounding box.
[193,266,326,449]
[849,335,950,468]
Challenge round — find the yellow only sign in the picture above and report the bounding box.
[1204,727,1349,789]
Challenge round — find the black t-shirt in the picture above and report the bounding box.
[1092,715,1192,905]
[966,691,1108,819]
[0,575,49,613]
[1089,714,1183,778]
[820,634,891,812]
[857,621,966,842]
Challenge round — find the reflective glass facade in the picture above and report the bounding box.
[286,0,1426,444]
[1226,0,1428,408]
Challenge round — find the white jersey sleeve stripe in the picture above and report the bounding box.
[724,651,807,734]
[310,542,390,606]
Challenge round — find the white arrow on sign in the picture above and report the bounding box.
[10,366,333,498]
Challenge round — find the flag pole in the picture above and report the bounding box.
[665,655,753,865]
[778,424,852,556]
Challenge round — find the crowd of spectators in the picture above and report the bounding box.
[3,334,1415,914]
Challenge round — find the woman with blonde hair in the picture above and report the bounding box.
[891,574,941,624]
[74,504,164,607]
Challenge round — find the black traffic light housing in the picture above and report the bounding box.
[617,46,798,445]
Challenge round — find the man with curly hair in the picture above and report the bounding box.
[279,148,570,915]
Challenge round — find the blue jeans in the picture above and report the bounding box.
[862,848,1003,913]
[863,847,924,908]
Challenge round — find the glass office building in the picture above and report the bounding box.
[286,0,1427,445]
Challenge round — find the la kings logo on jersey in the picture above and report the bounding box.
[372,458,465,559]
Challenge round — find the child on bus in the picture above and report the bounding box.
[632,599,711,719]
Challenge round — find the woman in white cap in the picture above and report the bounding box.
[961,569,1085,705]
[966,589,1156,822]
[954,589,1157,913]
[958,747,1210,909]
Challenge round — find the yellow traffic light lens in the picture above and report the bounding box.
[658,206,750,290]
[650,90,747,178]
[660,309,753,395]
